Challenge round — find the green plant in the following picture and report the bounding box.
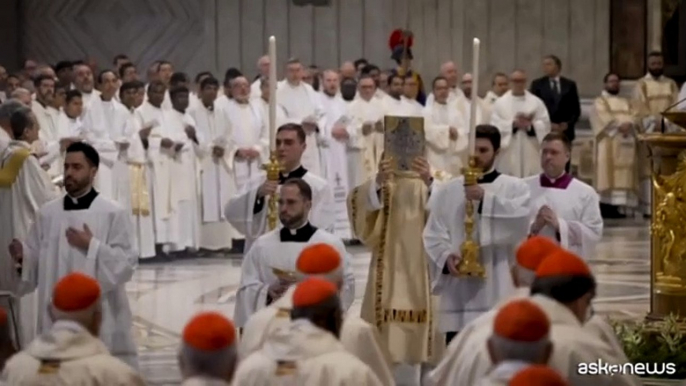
[610,314,686,379]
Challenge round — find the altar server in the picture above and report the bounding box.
[525,132,603,259]
[233,178,349,327]
[423,76,468,176]
[189,77,239,251]
[224,123,335,251]
[2,273,143,385]
[239,243,391,385]
[491,70,551,178]
[179,312,237,385]
[277,58,326,176]
[424,124,530,345]
[8,143,139,367]
[233,278,383,386]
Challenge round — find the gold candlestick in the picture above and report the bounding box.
[456,156,485,277]
[263,151,283,231]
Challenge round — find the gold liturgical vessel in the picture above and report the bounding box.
[263,151,282,231]
[641,111,686,320]
[456,156,485,277]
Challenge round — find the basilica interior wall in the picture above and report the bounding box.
[15,0,610,97]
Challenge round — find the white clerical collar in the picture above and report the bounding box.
[68,188,92,203]
[288,221,309,235]
[543,172,565,183]
[282,165,303,177]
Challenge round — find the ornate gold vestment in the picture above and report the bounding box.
[347,176,434,364]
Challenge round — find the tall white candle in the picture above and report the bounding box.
[268,36,277,151]
[469,38,480,156]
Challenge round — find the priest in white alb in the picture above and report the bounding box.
[224,123,335,251]
[233,277,382,386]
[162,86,203,251]
[346,75,386,187]
[590,73,639,217]
[401,75,426,116]
[9,142,139,368]
[0,105,59,347]
[31,75,65,178]
[423,76,468,177]
[233,178,352,327]
[457,73,488,126]
[384,74,422,117]
[525,132,603,259]
[82,70,134,205]
[256,76,287,141]
[318,70,352,240]
[424,125,530,346]
[239,243,392,386]
[492,70,551,178]
[250,55,271,99]
[277,58,326,176]
[425,61,464,107]
[189,77,239,251]
[221,75,269,192]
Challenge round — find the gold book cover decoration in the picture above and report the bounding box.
[383,115,426,172]
[271,267,298,282]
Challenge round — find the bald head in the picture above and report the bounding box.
[440,61,458,87]
[11,88,32,106]
[340,61,355,79]
[257,55,270,77]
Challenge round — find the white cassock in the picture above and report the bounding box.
[79,89,102,116]
[346,96,385,187]
[425,87,464,108]
[491,90,551,178]
[224,166,335,252]
[221,99,269,192]
[233,319,383,386]
[31,102,63,179]
[17,192,139,368]
[134,101,173,246]
[124,110,156,259]
[257,97,287,144]
[161,109,203,250]
[2,320,144,385]
[318,92,352,239]
[65,114,85,138]
[400,96,425,116]
[524,174,603,259]
[239,286,394,386]
[250,78,262,100]
[423,172,530,333]
[384,95,423,117]
[0,141,59,347]
[457,96,488,126]
[82,97,133,204]
[233,225,354,327]
[423,101,469,176]
[189,102,239,250]
[277,80,326,176]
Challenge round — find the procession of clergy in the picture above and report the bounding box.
[0,37,683,385]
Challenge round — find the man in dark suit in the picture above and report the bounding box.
[530,55,581,171]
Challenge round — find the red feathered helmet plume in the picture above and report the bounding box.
[389,29,414,63]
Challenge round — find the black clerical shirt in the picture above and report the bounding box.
[63,188,99,211]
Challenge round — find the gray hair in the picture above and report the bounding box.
[179,344,237,380]
[10,88,31,100]
[488,334,550,363]
[0,100,29,121]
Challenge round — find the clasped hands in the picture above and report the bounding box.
[514,113,534,130]
[530,205,559,234]
[376,156,432,187]
[7,224,92,269]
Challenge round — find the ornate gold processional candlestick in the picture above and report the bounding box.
[264,36,281,231]
[455,37,486,277]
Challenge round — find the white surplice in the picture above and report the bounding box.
[346,96,386,187]
[224,168,335,252]
[457,96,488,127]
[189,102,239,250]
[2,320,144,385]
[423,173,530,332]
[277,80,326,177]
[0,141,60,347]
[79,89,102,116]
[491,90,551,178]
[220,98,269,193]
[31,102,63,178]
[524,174,603,259]
[233,319,383,386]
[239,286,393,386]
[318,92,352,239]
[233,227,353,327]
[17,193,139,368]
[162,109,203,251]
[82,97,134,204]
[423,101,469,177]
[425,87,464,108]
[134,101,174,246]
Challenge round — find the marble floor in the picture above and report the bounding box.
[129,218,651,385]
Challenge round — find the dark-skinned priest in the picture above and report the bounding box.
[233,178,355,329]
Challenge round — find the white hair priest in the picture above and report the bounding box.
[233,177,353,328]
